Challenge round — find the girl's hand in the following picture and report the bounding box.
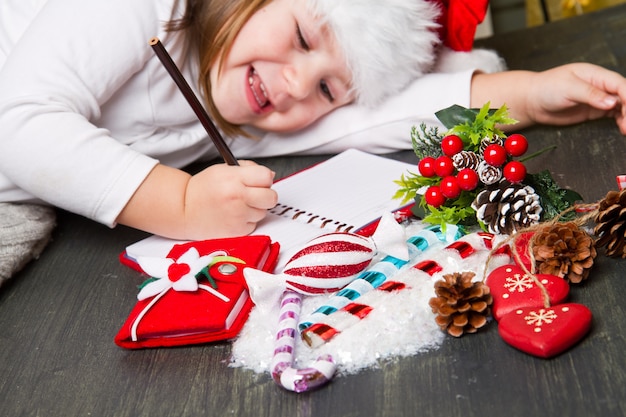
[116,161,278,240]
[525,63,626,133]
[184,160,278,239]
[471,63,626,133]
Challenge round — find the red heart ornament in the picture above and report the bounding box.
[498,303,592,358]
[487,264,570,321]
[512,232,534,271]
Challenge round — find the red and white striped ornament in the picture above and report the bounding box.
[282,232,378,294]
[243,212,408,308]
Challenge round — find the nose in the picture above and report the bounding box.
[282,60,317,101]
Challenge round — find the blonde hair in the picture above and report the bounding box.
[166,0,272,138]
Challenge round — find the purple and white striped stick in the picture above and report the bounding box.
[271,289,336,392]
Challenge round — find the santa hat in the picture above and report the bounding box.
[308,0,503,107]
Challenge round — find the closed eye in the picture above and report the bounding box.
[320,80,334,103]
[296,22,334,103]
[296,23,309,51]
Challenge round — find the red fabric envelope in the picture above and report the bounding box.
[115,235,279,349]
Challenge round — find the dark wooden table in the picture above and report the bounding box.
[2,6,626,417]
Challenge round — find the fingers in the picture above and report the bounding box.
[233,160,278,208]
[570,63,626,110]
[237,160,276,187]
[244,185,278,210]
[614,104,626,134]
[574,64,626,133]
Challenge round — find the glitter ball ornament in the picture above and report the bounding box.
[429,272,493,337]
[594,189,626,258]
[531,222,597,284]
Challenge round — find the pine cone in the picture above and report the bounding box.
[472,180,542,235]
[429,272,492,337]
[452,150,481,171]
[532,222,597,283]
[479,135,503,154]
[593,189,626,258]
[477,160,502,185]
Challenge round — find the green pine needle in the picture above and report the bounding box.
[410,123,444,160]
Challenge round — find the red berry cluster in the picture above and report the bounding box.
[419,133,529,208]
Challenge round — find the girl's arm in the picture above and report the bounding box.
[471,63,626,133]
[116,161,277,241]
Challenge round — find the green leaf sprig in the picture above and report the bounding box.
[394,102,582,231]
[436,102,517,150]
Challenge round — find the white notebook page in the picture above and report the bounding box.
[125,149,415,267]
[252,149,415,262]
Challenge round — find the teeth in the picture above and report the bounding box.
[249,69,268,106]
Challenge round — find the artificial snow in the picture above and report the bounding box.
[230,223,510,377]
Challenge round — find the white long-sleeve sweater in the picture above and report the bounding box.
[0,0,481,228]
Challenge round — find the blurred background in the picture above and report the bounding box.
[477,0,626,36]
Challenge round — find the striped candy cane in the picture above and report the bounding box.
[298,225,464,339]
[271,289,336,392]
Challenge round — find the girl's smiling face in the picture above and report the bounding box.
[209,0,354,133]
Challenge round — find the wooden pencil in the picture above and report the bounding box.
[149,37,238,166]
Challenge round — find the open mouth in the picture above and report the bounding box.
[248,67,270,110]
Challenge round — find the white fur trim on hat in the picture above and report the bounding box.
[434,47,507,74]
[307,0,442,107]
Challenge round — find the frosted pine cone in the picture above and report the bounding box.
[452,151,481,171]
[479,135,503,154]
[477,160,502,185]
[594,189,626,258]
[532,222,597,283]
[429,272,492,337]
[472,180,542,235]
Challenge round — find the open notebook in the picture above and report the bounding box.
[123,149,416,268]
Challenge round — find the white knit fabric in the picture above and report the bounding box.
[0,203,56,285]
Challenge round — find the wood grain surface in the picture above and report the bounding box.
[1,5,625,417]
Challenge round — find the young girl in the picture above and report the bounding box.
[0,0,625,246]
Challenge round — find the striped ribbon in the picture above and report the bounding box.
[300,231,504,348]
[298,225,464,343]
